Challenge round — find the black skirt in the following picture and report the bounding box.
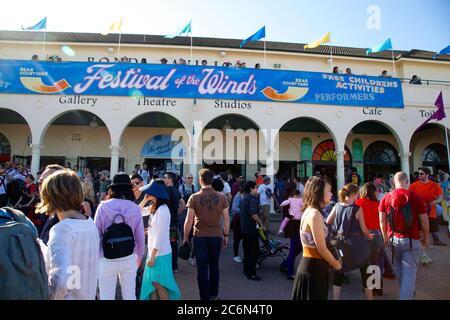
[291,257,329,301]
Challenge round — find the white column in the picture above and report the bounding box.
[30,144,43,177]
[265,147,277,215]
[190,146,200,189]
[336,150,345,191]
[110,145,121,177]
[400,152,411,178]
[191,120,203,189]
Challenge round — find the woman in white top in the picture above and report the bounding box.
[139,181,180,300]
[36,169,99,300]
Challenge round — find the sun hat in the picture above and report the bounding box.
[140,181,169,200]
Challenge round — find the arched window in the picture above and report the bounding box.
[422,143,448,165]
[364,141,399,165]
[312,140,351,162]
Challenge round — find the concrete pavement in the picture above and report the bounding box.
[174,223,450,300]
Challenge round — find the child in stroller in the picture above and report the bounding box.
[256,227,289,269]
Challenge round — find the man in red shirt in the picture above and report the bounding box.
[379,172,429,300]
[255,171,263,186]
[410,167,446,258]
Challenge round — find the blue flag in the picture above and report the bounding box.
[366,38,392,55]
[21,17,47,31]
[433,45,450,59]
[240,26,266,48]
[165,20,192,39]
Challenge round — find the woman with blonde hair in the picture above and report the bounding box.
[326,183,373,300]
[36,169,99,300]
[81,181,96,218]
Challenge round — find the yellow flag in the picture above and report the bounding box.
[304,32,331,49]
[101,17,123,35]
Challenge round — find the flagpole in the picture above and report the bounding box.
[190,33,193,65]
[445,123,450,173]
[42,30,47,58]
[117,31,122,60]
[391,49,396,76]
[330,43,333,70]
[264,40,267,67]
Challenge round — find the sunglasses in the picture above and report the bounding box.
[132,181,140,186]
[187,177,193,179]
[418,172,426,175]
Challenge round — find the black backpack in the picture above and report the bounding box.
[102,214,135,259]
[181,184,195,203]
[387,192,414,263]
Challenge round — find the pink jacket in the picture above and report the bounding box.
[281,197,303,220]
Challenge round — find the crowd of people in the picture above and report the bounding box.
[1,158,449,300]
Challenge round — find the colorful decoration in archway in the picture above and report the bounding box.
[312,140,351,161]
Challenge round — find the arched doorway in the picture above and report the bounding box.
[202,114,262,180]
[277,117,336,181]
[422,143,449,173]
[312,139,352,193]
[345,120,402,183]
[0,108,32,166]
[410,123,450,176]
[121,112,188,177]
[0,133,11,162]
[42,110,112,173]
[364,141,400,180]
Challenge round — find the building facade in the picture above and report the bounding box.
[0,31,449,191]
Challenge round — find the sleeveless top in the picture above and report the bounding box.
[333,203,362,238]
[300,208,328,259]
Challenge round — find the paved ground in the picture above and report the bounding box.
[174,222,450,300]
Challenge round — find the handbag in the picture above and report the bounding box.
[179,242,192,260]
[284,219,300,238]
[328,206,361,271]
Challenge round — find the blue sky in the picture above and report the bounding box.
[1,0,449,52]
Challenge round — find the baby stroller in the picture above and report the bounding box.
[256,227,289,269]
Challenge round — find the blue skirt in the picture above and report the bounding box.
[139,253,180,300]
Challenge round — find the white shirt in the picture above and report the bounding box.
[223,181,231,195]
[258,184,273,206]
[6,168,17,178]
[0,174,7,194]
[147,204,171,256]
[138,169,150,183]
[12,173,26,181]
[44,218,99,300]
[297,183,305,196]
